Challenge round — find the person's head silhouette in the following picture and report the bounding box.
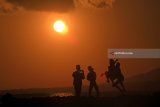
[88,66,93,71]
[76,65,81,71]
[116,62,120,68]
[109,59,114,66]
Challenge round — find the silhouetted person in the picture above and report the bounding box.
[105,59,126,94]
[72,65,85,97]
[105,59,118,84]
[87,66,99,97]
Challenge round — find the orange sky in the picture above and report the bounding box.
[0,0,160,90]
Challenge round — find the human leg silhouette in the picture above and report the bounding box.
[93,82,99,97]
[89,83,94,97]
[120,82,127,93]
[74,84,82,97]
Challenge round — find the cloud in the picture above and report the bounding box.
[0,0,115,13]
[5,0,75,12]
[0,0,18,13]
[75,0,115,9]
[0,6,16,13]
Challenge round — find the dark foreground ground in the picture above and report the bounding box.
[0,93,160,107]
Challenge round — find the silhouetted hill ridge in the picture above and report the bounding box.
[126,68,160,82]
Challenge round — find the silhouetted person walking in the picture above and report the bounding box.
[87,66,99,97]
[72,65,85,97]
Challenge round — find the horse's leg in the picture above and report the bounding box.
[114,85,124,93]
[120,82,127,92]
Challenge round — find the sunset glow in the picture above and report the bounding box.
[0,0,160,91]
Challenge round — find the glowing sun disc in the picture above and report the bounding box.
[53,20,66,33]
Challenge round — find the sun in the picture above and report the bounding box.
[53,20,68,34]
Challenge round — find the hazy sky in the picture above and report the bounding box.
[0,0,160,90]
